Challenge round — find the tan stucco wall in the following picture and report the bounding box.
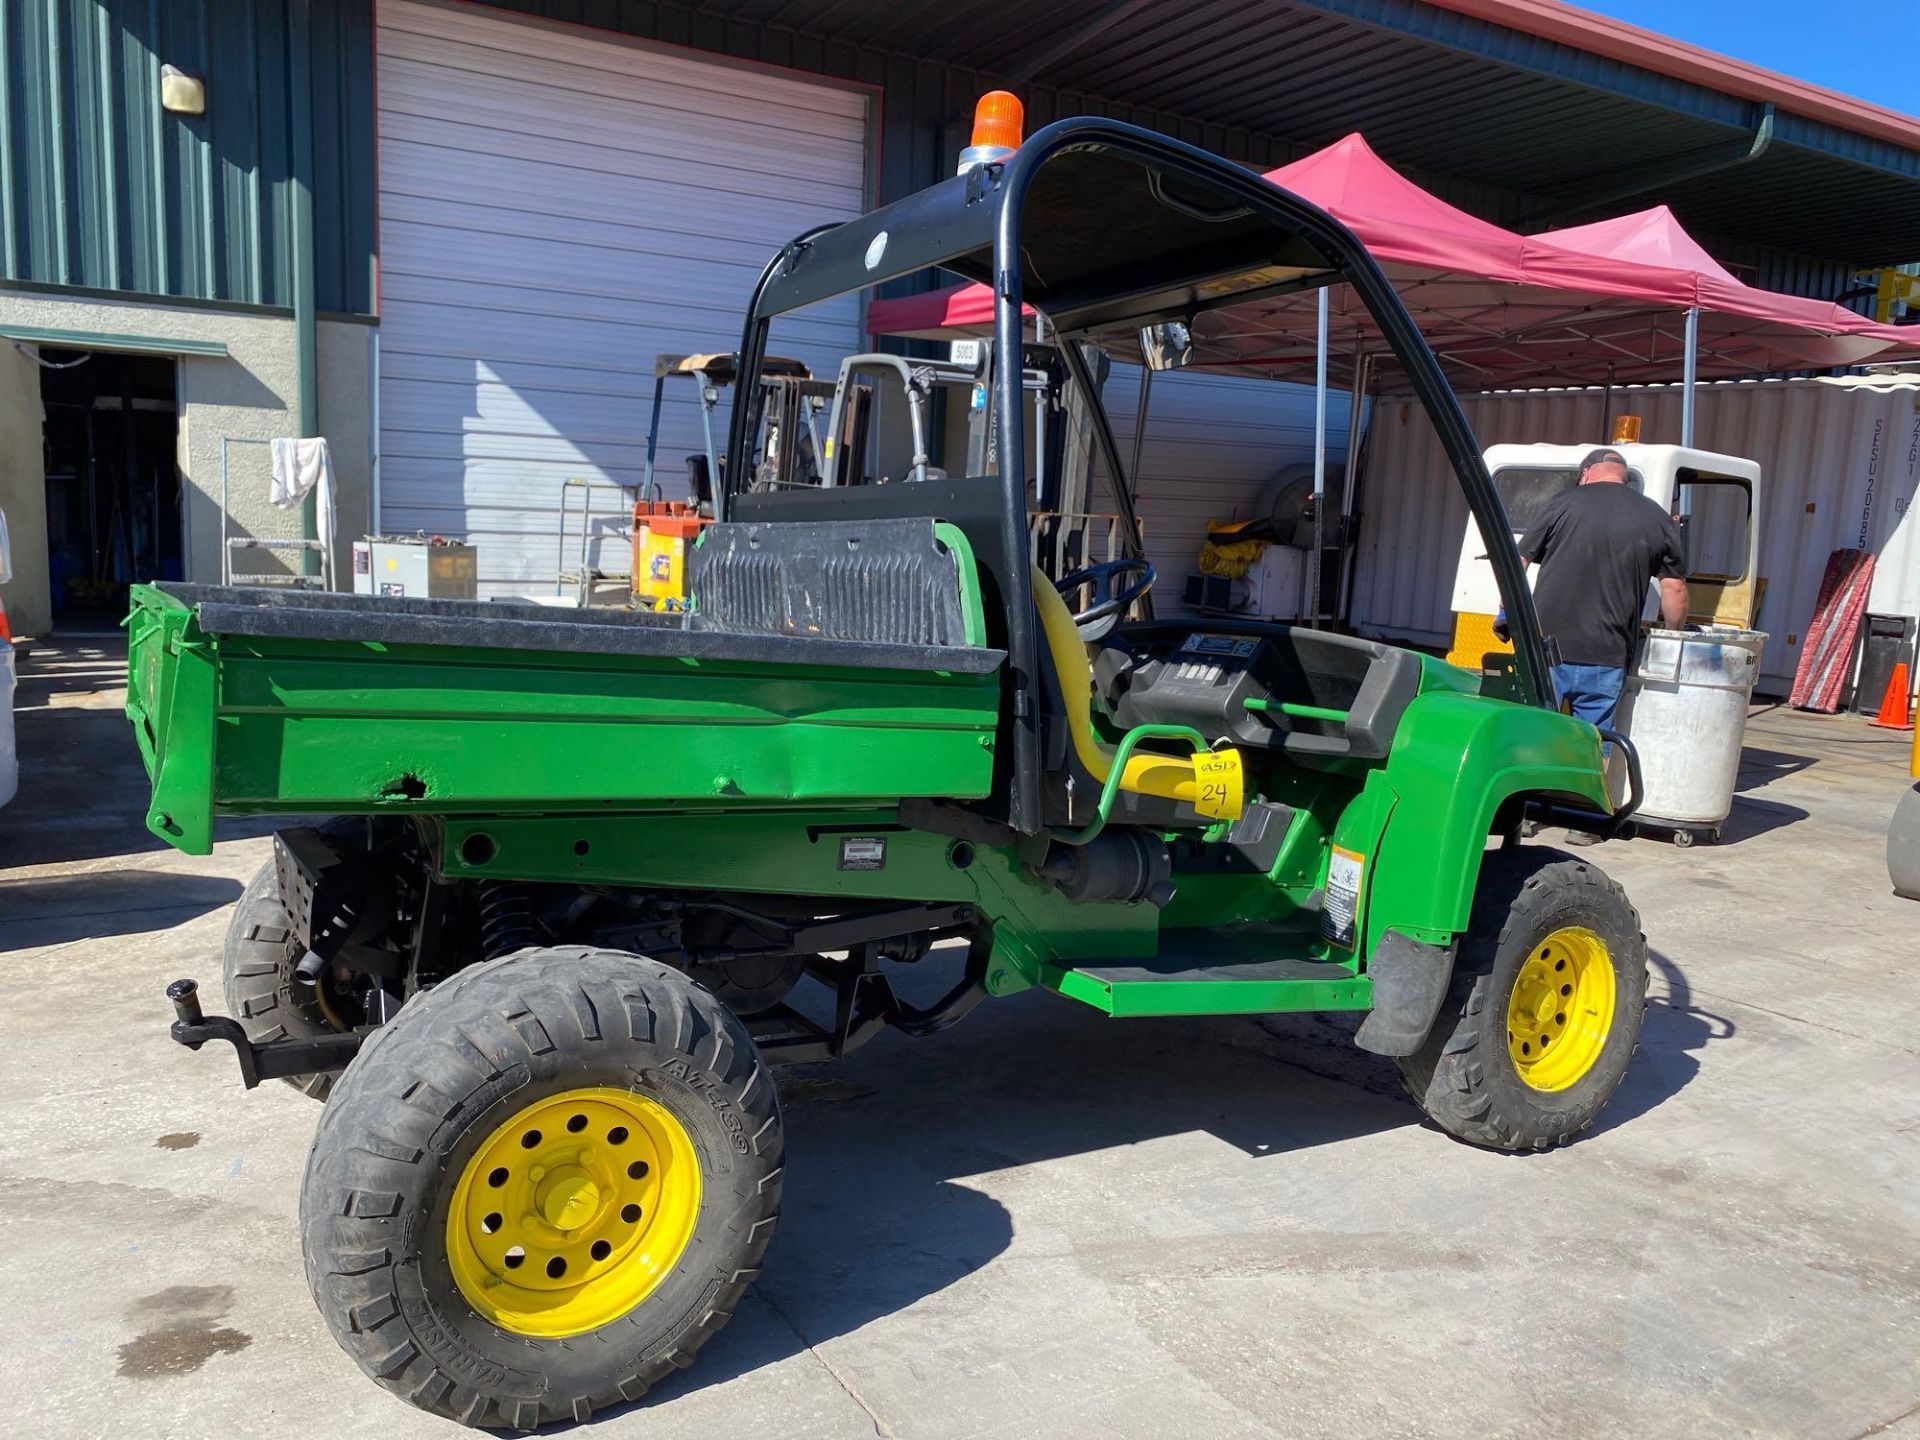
[0,290,374,608]
[0,341,50,635]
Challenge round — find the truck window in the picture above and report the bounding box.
[1490,465,1644,532]
[1673,475,1752,580]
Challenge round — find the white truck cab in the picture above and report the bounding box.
[1446,441,1763,670]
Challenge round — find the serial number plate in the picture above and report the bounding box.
[838,837,887,871]
[1179,633,1261,659]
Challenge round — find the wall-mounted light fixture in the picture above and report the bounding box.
[160,64,205,116]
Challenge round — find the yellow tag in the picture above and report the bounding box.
[1190,748,1245,821]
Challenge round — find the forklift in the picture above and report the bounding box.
[629,352,831,609]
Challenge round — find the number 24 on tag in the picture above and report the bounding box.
[1191,748,1245,820]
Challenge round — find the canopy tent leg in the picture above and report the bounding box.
[1681,306,1699,447]
[1336,350,1373,625]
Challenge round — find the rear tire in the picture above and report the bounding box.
[222,850,358,1101]
[1397,848,1647,1152]
[299,946,782,1430]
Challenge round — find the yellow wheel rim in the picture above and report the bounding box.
[1505,926,1616,1092]
[446,1087,700,1339]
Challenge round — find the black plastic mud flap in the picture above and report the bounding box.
[1353,932,1457,1057]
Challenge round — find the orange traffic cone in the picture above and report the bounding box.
[1872,661,1915,730]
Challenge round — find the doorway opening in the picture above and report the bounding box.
[39,349,182,625]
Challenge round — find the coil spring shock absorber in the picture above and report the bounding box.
[476,881,541,960]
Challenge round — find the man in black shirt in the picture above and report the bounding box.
[1518,447,1688,736]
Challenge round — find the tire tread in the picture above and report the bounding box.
[1396,848,1649,1152]
[300,946,783,1431]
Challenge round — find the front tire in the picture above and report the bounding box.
[300,946,783,1429]
[1397,849,1647,1152]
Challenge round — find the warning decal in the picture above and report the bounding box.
[1321,846,1364,949]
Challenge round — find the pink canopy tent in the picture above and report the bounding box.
[866,134,1920,390]
[1531,203,1911,376]
[1540,205,1741,279]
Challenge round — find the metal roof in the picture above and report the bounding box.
[1417,0,1920,153]
[702,0,1920,264]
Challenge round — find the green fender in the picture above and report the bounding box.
[1362,691,1608,949]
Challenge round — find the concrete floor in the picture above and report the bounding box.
[2,637,1917,1440]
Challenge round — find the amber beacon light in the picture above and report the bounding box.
[957,91,1024,174]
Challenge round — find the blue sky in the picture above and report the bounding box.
[1580,1,1918,115]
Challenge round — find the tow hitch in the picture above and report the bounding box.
[165,978,363,1089]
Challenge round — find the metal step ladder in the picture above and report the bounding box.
[555,476,635,606]
[223,535,331,588]
[219,436,335,590]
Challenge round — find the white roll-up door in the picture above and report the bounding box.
[375,0,869,594]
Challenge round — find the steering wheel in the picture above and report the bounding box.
[1055,557,1155,641]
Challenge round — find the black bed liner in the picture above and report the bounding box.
[159,583,1005,675]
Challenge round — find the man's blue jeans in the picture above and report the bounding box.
[1552,662,1626,733]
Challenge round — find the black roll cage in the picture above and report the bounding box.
[725,118,1554,836]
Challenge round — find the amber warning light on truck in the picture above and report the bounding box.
[957,91,1024,175]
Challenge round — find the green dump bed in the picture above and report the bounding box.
[128,566,1005,854]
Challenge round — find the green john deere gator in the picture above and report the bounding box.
[131,117,1649,1429]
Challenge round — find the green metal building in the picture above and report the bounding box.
[1,0,1916,636]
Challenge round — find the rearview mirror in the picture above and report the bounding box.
[1139,321,1192,372]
